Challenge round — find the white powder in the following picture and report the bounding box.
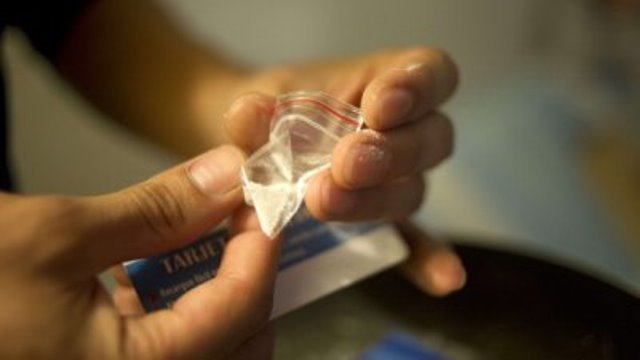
[246,181,301,238]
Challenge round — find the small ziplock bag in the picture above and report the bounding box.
[241,91,364,237]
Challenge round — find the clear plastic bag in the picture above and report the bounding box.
[241,91,364,237]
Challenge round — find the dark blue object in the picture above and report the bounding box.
[360,331,448,360]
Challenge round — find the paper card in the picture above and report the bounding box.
[124,207,408,318]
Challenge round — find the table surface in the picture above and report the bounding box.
[275,243,640,360]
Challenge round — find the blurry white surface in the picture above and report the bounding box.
[417,68,640,294]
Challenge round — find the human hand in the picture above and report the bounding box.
[225,47,465,296]
[0,146,279,359]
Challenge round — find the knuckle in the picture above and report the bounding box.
[131,181,188,240]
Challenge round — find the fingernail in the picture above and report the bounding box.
[222,95,245,121]
[376,87,413,127]
[431,258,467,293]
[343,137,391,187]
[188,146,244,196]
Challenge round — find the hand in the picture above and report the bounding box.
[0,146,279,359]
[225,47,465,295]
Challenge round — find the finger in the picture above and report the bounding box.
[306,172,426,222]
[228,205,263,237]
[124,230,281,360]
[113,283,145,316]
[331,112,453,189]
[110,264,133,287]
[324,65,375,105]
[77,145,245,273]
[224,92,276,152]
[362,47,459,130]
[110,265,145,316]
[396,221,466,296]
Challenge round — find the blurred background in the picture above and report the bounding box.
[4,0,640,307]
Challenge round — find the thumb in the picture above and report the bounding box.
[82,145,245,271]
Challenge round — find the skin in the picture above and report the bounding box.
[0,0,466,358]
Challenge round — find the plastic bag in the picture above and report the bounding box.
[241,91,364,237]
